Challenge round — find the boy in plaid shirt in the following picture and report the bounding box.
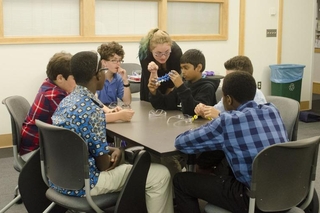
[20,52,75,160]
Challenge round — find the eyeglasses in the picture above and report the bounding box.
[108,101,131,109]
[149,109,167,118]
[153,50,171,58]
[109,59,124,64]
[95,52,108,74]
[167,114,194,126]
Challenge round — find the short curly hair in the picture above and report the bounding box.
[46,52,72,81]
[97,41,125,61]
[224,55,253,75]
[222,71,256,104]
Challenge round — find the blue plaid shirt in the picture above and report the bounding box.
[175,101,288,187]
[51,85,109,197]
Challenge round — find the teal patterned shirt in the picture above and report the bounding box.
[51,85,109,197]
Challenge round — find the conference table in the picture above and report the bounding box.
[106,101,209,158]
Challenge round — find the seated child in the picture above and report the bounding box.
[194,55,267,173]
[52,51,174,213]
[147,49,220,178]
[195,55,266,119]
[96,42,135,146]
[174,71,288,213]
[20,51,75,160]
[148,49,220,116]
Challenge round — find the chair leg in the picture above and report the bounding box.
[14,186,22,204]
[0,194,22,213]
[43,202,56,213]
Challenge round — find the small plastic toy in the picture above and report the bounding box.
[156,73,171,85]
[192,114,212,121]
[202,71,215,79]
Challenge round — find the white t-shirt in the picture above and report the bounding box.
[214,89,266,112]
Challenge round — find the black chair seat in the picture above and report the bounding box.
[46,189,119,212]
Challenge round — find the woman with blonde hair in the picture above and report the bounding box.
[138,28,182,101]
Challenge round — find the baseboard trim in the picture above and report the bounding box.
[0,134,12,148]
[300,101,310,111]
[314,82,320,94]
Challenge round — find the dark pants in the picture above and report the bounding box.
[173,171,249,213]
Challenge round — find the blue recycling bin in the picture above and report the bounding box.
[269,64,305,102]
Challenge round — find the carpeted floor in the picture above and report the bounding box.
[1,94,320,213]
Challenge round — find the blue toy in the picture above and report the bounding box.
[156,73,171,85]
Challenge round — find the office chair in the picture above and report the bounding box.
[18,149,67,213]
[35,119,150,213]
[1,96,30,213]
[204,136,320,213]
[266,95,300,141]
[215,87,223,103]
[121,63,141,93]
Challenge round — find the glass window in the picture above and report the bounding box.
[3,0,79,36]
[167,2,220,35]
[95,0,158,35]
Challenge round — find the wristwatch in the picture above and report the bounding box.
[123,83,130,87]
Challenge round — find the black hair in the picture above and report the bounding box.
[71,51,99,85]
[180,49,206,72]
[222,71,256,104]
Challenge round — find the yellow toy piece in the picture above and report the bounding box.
[192,114,212,121]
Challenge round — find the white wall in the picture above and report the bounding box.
[245,0,279,96]
[314,53,320,81]
[0,0,316,135]
[281,0,316,105]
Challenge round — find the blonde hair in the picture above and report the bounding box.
[138,28,172,60]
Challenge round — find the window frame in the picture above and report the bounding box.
[0,0,228,44]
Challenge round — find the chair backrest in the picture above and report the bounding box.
[121,63,141,75]
[36,119,151,213]
[114,150,150,213]
[18,149,68,213]
[121,63,142,93]
[215,87,222,103]
[251,136,320,212]
[265,95,300,141]
[2,95,30,170]
[36,119,88,190]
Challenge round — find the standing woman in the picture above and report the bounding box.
[138,28,182,101]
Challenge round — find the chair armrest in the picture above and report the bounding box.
[124,146,145,164]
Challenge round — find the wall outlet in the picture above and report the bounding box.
[257,81,262,89]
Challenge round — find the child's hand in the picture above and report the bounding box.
[112,106,122,112]
[203,106,220,119]
[107,148,122,171]
[148,77,159,95]
[148,61,158,73]
[119,109,135,121]
[194,103,205,117]
[118,67,128,81]
[169,70,183,88]
[102,105,114,114]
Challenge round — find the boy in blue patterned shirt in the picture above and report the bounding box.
[52,51,173,213]
[173,71,288,213]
